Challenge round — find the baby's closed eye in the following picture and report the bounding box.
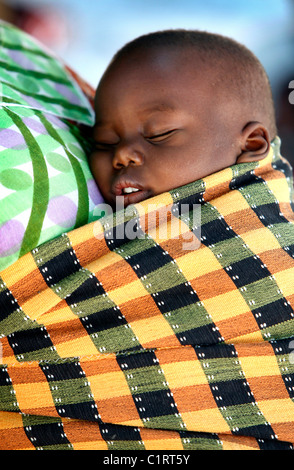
[146,129,179,143]
[93,141,117,151]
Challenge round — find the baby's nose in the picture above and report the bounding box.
[113,145,144,169]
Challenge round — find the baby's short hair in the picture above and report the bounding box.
[109,29,277,138]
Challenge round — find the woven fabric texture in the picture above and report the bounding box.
[0,138,294,450]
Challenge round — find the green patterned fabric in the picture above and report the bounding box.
[0,20,103,271]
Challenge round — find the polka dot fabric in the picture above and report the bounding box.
[0,21,103,270]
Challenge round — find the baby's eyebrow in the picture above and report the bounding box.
[141,103,177,116]
[92,125,118,141]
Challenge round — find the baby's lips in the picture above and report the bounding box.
[112,178,144,196]
[118,188,152,207]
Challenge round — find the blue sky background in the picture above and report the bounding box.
[4,0,294,97]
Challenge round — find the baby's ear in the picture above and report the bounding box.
[236,122,270,164]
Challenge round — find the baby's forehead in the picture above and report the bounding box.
[111,45,206,72]
[102,46,220,94]
[96,44,245,121]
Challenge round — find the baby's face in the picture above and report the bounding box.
[90,48,239,207]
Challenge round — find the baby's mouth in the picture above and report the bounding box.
[122,187,140,194]
[112,180,152,206]
[119,187,151,206]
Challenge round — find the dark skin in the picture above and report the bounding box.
[90,47,271,208]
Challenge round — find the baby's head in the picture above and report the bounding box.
[90,30,277,207]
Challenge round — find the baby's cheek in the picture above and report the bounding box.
[89,153,104,181]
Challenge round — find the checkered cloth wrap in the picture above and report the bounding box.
[1,137,294,450]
